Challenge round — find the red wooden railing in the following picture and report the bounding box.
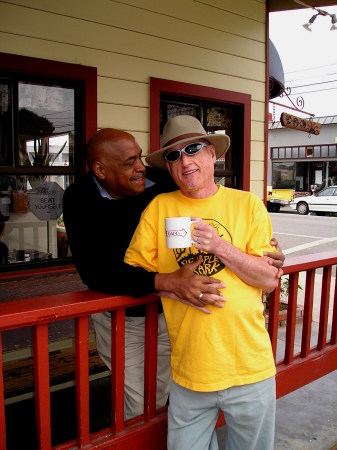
[0,250,336,449]
[268,251,337,398]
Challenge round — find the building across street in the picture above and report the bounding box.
[268,115,337,194]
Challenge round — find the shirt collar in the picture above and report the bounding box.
[93,176,115,200]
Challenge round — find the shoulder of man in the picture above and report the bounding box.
[64,173,96,200]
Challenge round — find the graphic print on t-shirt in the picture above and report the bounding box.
[172,218,232,276]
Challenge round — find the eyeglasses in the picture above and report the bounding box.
[164,142,208,163]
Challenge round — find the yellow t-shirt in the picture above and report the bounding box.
[125,185,276,392]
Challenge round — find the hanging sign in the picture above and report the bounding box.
[280,113,320,135]
[29,181,64,220]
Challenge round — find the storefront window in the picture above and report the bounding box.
[292,147,298,158]
[0,53,97,270]
[299,147,306,158]
[271,148,278,158]
[0,77,79,269]
[314,146,320,157]
[272,161,295,189]
[321,146,328,158]
[328,161,337,186]
[329,145,337,157]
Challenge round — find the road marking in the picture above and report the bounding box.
[273,231,326,239]
[283,236,337,255]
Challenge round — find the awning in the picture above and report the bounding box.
[269,39,285,99]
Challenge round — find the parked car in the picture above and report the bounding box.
[290,186,337,215]
[266,186,294,212]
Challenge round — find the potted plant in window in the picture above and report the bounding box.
[17,108,67,189]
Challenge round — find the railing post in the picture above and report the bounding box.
[111,309,125,433]
[144,303,159,420]
[0,333,6,450]
[75,316,90,446]
[284,272,299,364]
[331,275,337,345]
[317,266,332,350]
[33,324,51,450]
[268,284,281,359]
[301,269,315,357]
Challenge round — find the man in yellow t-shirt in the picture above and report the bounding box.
[125,116,280,450]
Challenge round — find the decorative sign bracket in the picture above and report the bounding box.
[270,87,319,136]
[270,87,315,118]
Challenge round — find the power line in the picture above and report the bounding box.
[288,86,337,95]
[288,79,337,89]
[286,72,337,84]
[286,62,337,74]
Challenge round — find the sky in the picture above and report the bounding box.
[269,5,337,121]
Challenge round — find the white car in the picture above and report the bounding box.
[290,185,337,215]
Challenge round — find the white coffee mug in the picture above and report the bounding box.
[165,217,199,248]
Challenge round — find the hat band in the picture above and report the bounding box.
[164,132,206,148]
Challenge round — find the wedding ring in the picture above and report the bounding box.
[199,293,203,300]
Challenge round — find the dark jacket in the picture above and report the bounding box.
[63,168,176,315]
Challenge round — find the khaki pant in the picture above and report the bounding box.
[168,377,276,450]
[91,312,171,420]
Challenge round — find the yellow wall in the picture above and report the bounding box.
[0,0,267,197]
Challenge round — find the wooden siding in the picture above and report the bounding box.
[0,0,267,196]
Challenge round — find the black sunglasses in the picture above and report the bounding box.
[164,142,208,163]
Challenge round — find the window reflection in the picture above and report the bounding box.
[18,83,75,167]
[0,175,74,267]
[0,81,13,166]
[272,162,295,189]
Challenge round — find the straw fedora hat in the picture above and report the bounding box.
[146,115,230,170]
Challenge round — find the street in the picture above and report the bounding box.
[269,208,337,258]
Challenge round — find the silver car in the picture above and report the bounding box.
[290,186,337,215]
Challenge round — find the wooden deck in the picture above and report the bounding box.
[3,341,107,400]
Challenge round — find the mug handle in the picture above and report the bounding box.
[191,218,200,245]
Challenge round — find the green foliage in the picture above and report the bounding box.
[264,277,303,310]
[57,214,64,227]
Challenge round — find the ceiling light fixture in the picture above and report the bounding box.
[303,13,318,31]
[302,7,337,32]
[330,14,337,31]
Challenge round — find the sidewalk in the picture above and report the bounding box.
[274,367,337,450]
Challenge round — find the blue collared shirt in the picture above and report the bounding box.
[93,176,114,200]
[93,175,155,199]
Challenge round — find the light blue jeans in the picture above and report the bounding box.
[168,377,276,450]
